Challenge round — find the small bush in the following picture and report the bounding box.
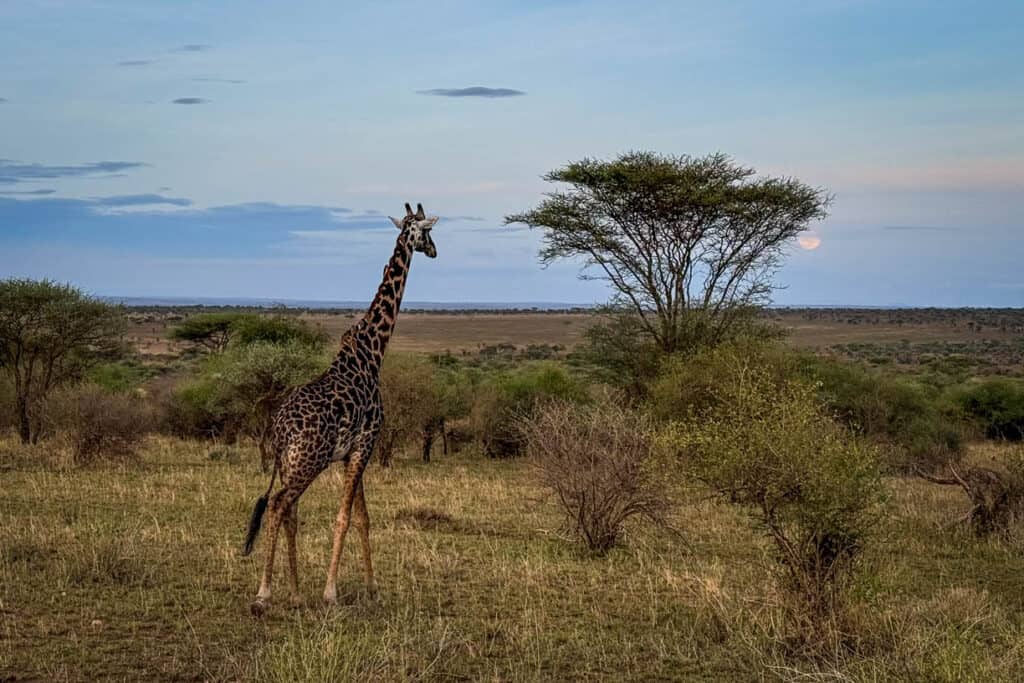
[647,339,796,422]
[472,363,589,458]
[230,314,329,348]
[573,309,784,398]
[86,361,152,393]
[651,342,962,471]
[799,355,963,470]
[164,340,326,447]
[523,400,669,553]
[46,384,150,464]
[664,358,884,644]
[169,312,327,353]
[570,311,666,396]
[956,379,1024,441]
[162,379,228,440]
[378,354,441,466]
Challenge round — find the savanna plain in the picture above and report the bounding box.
[3,307,1024,682]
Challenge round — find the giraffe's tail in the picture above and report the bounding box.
[242,462,278,556]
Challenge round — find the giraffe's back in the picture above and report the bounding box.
[268,341,382,483]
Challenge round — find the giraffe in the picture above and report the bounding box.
[242,202,439,616]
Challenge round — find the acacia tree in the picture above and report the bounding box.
[169,312,328,353]
[506,152,830,354]
[0,279,125,443]
[169,312,237,353]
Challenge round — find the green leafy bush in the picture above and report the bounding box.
[169,312,327,353]
[650,341,963,471]
[472,363,589,458]
[663,359,884,641]
[801,356,964,469]
[166,340,326,443]
[163,380,226,440]
[229,314,329,348]
[86,361,152,393]
[570,311,666,397]
[956,379,1024,441]
[573,309,784,398]
[647,339,796,422]
[377,354,442,466]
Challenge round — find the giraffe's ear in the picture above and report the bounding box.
[404,202,414,217]
[389,216,404,230]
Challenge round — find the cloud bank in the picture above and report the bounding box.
[0,159,146,184]
[192,77,245,84]
[417,87,525,98]
[93,194,192,207]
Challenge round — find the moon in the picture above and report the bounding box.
[798,232,822,250]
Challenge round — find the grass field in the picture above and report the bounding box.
[126,308,1024,357]
[3,438,1024,682]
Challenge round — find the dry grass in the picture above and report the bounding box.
[128,310,1022,365]
[2,437,1024,681]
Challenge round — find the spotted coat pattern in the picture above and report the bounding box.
[246,203,438,613]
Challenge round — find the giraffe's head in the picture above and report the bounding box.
[390,202,439,259]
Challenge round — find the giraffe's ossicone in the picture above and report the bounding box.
[242,202,440,615]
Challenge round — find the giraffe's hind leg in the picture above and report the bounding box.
[352,478,376,595]
[323,459,363,604]
[251,487,300,616]
[284,502,302,606]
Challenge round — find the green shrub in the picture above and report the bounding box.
[169,312,327,352]
[86,361,152,393]
[647,339,796,422]
[46,384,151,464]
[377,354,441,466]
[663,359,884,643]
[570,312,665,396]
[162,380,227,439]
[472,363,589,458]
[573,309,784,398]
[166,340,326,443]
[649,341,963,470]
[800,356,964,469]
[956,379,1024,441]
[229,314,329,348]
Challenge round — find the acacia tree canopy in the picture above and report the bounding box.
[0,278,126,443]
[505,152,830,354]
[170,312,328,352]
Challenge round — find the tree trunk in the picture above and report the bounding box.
[421,429,433,463]
[17,397,31,444]
[919,466,1023,536]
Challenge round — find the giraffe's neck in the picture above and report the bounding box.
[352,232,413,368]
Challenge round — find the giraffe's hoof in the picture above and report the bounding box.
[322,594,337,607]
[249,599,269,618]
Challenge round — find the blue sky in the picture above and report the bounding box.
[0,0,1021,306]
